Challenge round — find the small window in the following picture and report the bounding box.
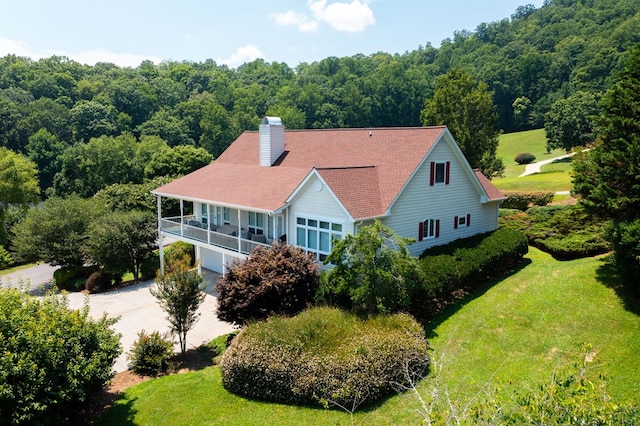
[435,163,445,184]
[430,161,451,185]
[454,214,471,229]
[419,219,438,241]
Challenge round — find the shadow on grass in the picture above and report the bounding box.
[91,397,139,425]
[551,157,573,165]
[595,256,640,316]
[423,258,533,340]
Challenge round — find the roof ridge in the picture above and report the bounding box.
[315,165,376,170]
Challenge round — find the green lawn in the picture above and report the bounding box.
[95,248,640,425]
[497,128,565,178]
[492,171,572,193]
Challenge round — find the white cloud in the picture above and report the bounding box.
[0,37,161,67]
[217,45,265,68]
[272,0,375,34]
[310,0,375,33]
[272,10,318,32]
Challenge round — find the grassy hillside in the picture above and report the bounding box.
[493,129,574,193]
[496,128,565,178]
[96,248,640,425]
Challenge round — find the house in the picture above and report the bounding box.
[152,117,505,274]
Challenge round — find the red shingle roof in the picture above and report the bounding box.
[154,126,493,219]
[474,169,505,201]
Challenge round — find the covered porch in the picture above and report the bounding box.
[156,196,287,273]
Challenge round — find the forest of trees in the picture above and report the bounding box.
[0,0,638,199]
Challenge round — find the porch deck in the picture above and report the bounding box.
[160,216,270,255]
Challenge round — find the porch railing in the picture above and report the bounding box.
[160,216,270,255]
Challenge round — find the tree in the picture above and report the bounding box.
[85,210,157,281]
[26,128,67,194]
[573,43,640,279]
[216,242,319,326]
[94,176,175,214]
[0,148,39,246]
[136,109,194,147]
[69,100,118,142]
[420,68,504,177]
[144,144,214,179]
[11,196,106,267]
[544,91,601,152]
[151,255,205,355]
[52,133,143,197]
[0,288,121,424]
[317,221,423,316]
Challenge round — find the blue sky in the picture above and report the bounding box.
[0,0,544,68]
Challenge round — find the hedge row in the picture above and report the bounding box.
[500,205,610,259]
[501,191,554,210]
[412,228,529,319]
[220,307,429,409]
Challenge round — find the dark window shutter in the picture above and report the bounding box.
[430,162,435,186]
[435,219,440,238]
[418,221,424,241]
[467,213,471,227]
[445,161,451,184]
[454,216,458,229]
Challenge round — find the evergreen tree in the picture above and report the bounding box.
[573,43,640,279]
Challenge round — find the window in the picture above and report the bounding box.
[248,212,264,235]
[418,218,439,241]
[454,214,471,229]
[223,207,230,225]
[201,203,209,224]
[296,217,342,261]
[430,161,451,185]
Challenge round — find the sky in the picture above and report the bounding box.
[0,0,544,68]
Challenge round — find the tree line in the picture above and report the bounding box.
[0,0,637,187]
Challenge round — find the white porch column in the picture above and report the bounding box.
[206,204,211,245]
[180,199,184,237]
[196,245,202,275]
[237,209,242,252]
[157,195,165,275]
[272,214,276,243]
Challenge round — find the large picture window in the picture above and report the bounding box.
[296,217,342,261]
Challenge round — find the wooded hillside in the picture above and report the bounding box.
[0,0,638,195]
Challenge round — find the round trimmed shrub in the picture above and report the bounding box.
[127,330,175,376]
[220,307,429,409]
[514,152,536,164]
[85,271,113,293]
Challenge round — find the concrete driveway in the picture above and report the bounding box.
[1,266,236,373]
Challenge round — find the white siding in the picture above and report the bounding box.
[383,138,499,257]
[200,247,245,274]
[287,176,352,244]
[201,248,223,273]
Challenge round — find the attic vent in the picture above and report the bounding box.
[259,116,284,166]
